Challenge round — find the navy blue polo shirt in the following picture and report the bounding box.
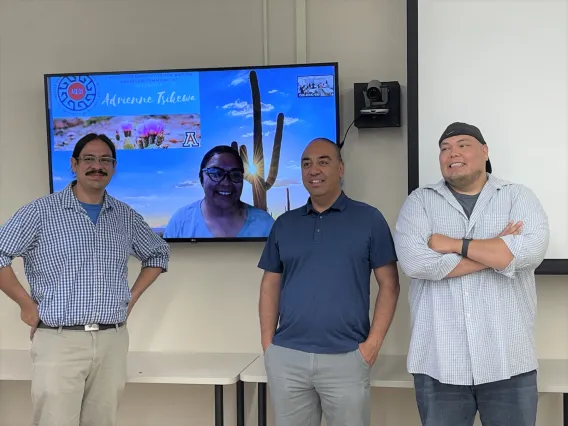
[257,192,397,354]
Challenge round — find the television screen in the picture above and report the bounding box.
[44,62,339,242]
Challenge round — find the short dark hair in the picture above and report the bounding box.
[72,133,117,160]
[198,145,244,184]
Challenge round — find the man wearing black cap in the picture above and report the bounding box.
[394,122,550,426]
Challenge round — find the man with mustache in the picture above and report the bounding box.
[0,133,170,426]
[258,137,400,426]
[394,122,549,426]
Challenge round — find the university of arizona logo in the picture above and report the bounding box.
[182,131,200,148]
[56,76,97,112]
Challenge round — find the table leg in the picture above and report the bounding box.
[215,384,223,426]
[258,382,267,426]
[236,380,244,426]
[562,393,568,426]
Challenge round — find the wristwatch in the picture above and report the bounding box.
[461,238,472,258]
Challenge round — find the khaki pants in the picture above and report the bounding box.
[30,325,129,426]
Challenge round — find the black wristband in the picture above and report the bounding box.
[461,238,472,258]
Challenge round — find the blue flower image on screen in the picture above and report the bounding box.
[45,63,339,240]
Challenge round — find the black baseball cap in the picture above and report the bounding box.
[438,122,492,174]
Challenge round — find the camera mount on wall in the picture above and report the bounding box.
[353,80,401,128]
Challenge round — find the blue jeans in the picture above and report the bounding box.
[413,370,538,426]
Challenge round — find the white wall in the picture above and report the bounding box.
[416,0,568,260]
[0,0,564,425]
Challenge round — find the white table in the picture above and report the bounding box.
[0,349,259,426]
[240,354,568,426]
[127,351,259,426]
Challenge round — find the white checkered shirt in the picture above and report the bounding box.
[0,182,170,327]
[394,174,549,385]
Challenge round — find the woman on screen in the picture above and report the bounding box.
[163,145,275,239]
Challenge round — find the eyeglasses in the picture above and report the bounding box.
[203,167,244,183]
[78,155,116,166]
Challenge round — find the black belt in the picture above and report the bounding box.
[38,321,125,331]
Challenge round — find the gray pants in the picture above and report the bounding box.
[264,343,371,426]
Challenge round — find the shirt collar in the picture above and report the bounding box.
[60,181,117,211]
[424,173,510,194]
[303,191,348,215]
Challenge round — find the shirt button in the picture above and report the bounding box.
[319,216,323,219]
[465,291,469,296]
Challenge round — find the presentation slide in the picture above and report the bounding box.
[45,63,339,240]
[409,0,567,271]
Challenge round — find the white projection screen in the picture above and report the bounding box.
[407,0,568,274]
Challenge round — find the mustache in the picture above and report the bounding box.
[86,170,107,176]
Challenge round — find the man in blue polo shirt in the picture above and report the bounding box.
[257,137,400,426]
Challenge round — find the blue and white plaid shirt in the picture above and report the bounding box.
[0,182,170,326]
[394,174,549,386]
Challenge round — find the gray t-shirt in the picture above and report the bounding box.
[447,183,480,218]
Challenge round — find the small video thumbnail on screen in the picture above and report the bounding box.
[297,74,335,98]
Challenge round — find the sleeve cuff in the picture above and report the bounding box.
[0,255,13,269]
[437,253,462,279]
[494,235,521,278]
[142,258,169,272]
[257,262,282,274]
[371,255,398,270]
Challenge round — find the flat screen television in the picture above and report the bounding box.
[44,62,340,242]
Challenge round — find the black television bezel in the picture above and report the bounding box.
[406,0,565,275]
[43,61,341,244]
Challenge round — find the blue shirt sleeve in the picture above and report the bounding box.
[0,202,41,268]
[130,210,171,272]
[257,218,283,273]
[370,208,398,269]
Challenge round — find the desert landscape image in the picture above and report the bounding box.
[51,114,201,150]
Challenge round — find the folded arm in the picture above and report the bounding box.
[470,187,549,277]
[446,257,488,277]
[464,238,513,271]
[394,191,463,281]
[429,186,549,277]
